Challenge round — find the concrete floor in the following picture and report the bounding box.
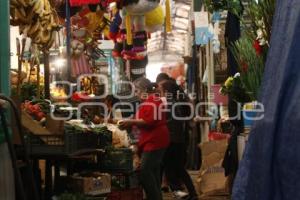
[162,171,230,200]
[162,171,199,200]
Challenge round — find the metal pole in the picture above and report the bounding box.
[66,0,72,82]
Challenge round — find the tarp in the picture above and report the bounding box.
[232,1,300,199]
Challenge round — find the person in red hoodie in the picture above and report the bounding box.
[119,77,169,200]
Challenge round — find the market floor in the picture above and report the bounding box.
[162,171,230,200]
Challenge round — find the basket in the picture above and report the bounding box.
[100,148,133,173]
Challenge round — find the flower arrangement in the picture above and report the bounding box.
[220,73,252,103]
[220,0,275,103]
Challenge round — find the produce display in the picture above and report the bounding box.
[22,99,51,122]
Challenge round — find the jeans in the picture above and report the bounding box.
[163,143,197,196]
[140,149,165,200]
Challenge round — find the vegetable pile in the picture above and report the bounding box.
[22,99,51,122]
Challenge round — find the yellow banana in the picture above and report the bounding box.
[10,0,19,7]
[45,31,56,49]
[15,8,26,20]
[28,20,40,36]
[16,0,27,7]
[40,30,51,44]
[32,0,43,15]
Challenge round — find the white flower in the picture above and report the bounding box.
[256,29,264,39]
[256,29,267,46]
[234,73,241,78]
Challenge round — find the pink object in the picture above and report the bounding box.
[209,132,231,141]
[211,84,228,105]
[69,0,100,7]
[71,54,92,77]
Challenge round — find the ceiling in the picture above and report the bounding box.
[147,0,192,59]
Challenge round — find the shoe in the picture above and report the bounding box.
[172,190,189,199]
[161,186,169,193]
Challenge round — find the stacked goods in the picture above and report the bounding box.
[10,0,60,49]
[197,139,229,198]
[70,172,111,196]
[111,172,140,190]
[100,148,133,173]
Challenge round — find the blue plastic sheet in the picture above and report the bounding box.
[232,1,300,199]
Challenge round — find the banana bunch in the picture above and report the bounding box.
[10,0,60,50]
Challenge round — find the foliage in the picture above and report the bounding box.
[11,83,44,102]
[221,0,276,102]
[204,0,243,15]
[220,73,252,103]
[231,37,265,100]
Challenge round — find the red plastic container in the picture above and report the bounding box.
[107,188,143,200]
[209,132,231,141]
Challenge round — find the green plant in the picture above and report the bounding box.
[231,37,265,100]
[220,73,252,103]
[224,0,276,102]
[204,0,243,15]
[11,83,44,102]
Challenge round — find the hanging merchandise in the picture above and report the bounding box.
[212,21,221,53]
[122,0,159,61]
[108,0,170,60]
[69,0,100,7]
[130,56,148,81]
[10,0,60,50]
[144,5,164,33]
[71,54,92,77]
[194,11,213,45]
[211,11,221,23]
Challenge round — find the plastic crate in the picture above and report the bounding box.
[100,148,133,173]
[107,188,143,200]
[111,172,140,190]
[25,131,108,156]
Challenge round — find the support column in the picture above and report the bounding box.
[0,0,10,96]
[0,3,15,200]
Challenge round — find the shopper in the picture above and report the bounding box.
[118,77,169,200]
[159,80,197,200]
[93,95,122,124]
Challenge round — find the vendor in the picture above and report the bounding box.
[93,95,122,124]
[118,77,169,200]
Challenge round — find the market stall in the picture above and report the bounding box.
[5,0,173,199]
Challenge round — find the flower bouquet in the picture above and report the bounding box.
[220,73,252,103]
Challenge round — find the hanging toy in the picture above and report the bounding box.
[144,5,164,33]
[122,0,172,60]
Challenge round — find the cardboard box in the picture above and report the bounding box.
[71,173,111,196]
